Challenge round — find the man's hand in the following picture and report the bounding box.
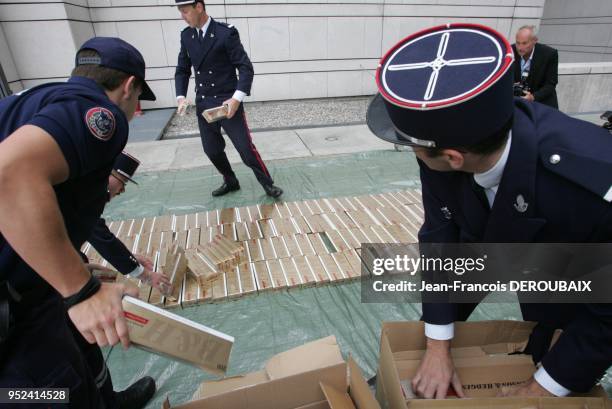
[223,98,240,119]
[141,270,172,296]
[134,254,154,271]
[67,282,138,349]
[177,97,191,116]
[522,91,535,102]
[412,338,465,399]
[498,377,554,397]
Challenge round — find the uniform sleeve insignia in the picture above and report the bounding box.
[85,107,116,141]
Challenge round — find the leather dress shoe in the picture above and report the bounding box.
[115,376,156,409]
[263,184,283,198]
[212,182,240,197]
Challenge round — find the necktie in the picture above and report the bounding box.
[471,178,491,212]
[198,29,204,44]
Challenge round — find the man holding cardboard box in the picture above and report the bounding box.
[174,0,284,198]
[367,24,612,399]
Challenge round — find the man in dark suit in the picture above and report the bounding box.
[86,151,170,294]
[367,23,611,399]
[512,25,559,108]
[174,0,283,198]
[82,152,168,409]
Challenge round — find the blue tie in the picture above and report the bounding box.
[198,29,204,44]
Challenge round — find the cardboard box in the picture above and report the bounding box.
[162,336,381,409]
[122,295,233,375]
[376,321,610,409]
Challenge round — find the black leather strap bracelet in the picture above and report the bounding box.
[63,275,101,310]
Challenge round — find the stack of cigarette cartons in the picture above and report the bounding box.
[376,321,611,409]
[122,295,233,375]
[161,336,382,409]
[199,234,246,272]
[184,235,245,288]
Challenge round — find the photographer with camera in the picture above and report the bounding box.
[512,25,559,108]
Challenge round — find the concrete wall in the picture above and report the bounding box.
[558,62,612,113]
[539,0,612,63]
[0,0,546,107]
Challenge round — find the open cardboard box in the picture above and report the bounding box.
[376,321,611,409]
[162,336,381,409]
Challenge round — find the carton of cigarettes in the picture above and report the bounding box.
[202,105,229,123]
[122,295,233,375]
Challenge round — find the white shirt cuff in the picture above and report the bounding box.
[177,95,185,101]
[127,264,144,278]
[232,90,246,102]
[425,323,454,340]
[534,366,571,396]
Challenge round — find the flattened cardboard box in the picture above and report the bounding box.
[376,321,610,409]
[122,296,233,375]
[162,336,381,409]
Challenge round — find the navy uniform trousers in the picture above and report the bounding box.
[196,99,272,187]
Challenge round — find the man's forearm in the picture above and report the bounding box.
[0,173,89,296]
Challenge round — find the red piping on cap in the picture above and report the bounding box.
[375,23,514,110]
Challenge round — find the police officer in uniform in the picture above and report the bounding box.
[81,152,168,408]
[0,37,156,408]
[367,24,612,398]
[174,0,283,198]
[87,151,171,294]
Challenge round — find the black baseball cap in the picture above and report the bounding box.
[76,37,156,101]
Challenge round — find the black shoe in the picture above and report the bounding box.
[115,376,156,409]
[212,182,240,197]
[263,184,283,198]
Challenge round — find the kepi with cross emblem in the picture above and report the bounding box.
[367,23,515,148]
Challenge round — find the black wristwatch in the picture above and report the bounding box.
[63,275,101,310]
